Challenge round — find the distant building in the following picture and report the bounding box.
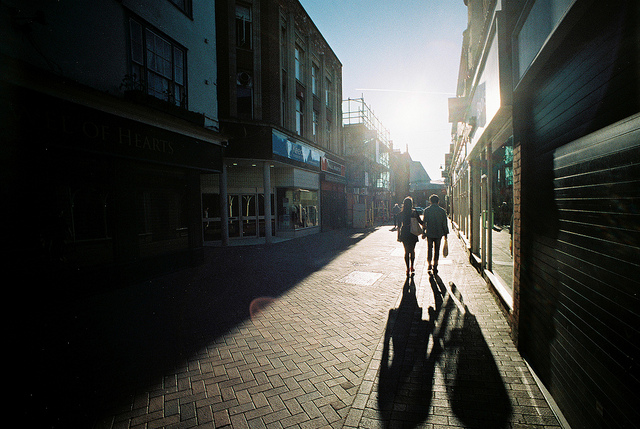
[390,149,411,206]
[408,161,445,209]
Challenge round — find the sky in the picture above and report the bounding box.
[297,0,468,181]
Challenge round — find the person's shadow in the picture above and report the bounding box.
[430,275,513,428]
[378,277,434,426]
[377,275,512,428]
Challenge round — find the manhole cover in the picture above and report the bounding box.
[342,271,383,286]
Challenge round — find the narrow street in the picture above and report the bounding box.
[25,225,560,428]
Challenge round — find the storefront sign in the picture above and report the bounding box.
[321,157,346,177]
[272,130,323,168]
[5,85,223,172]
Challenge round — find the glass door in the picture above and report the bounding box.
[228,195,240,238]
[241,194,257,237]
[258,193,275,237]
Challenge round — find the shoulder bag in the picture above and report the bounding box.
[410,214,422,236]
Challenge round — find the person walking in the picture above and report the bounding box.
[392,203,400,230]
[397,196,424,276]
[422,194,449,275]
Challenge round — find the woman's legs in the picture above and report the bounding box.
[402,242,411,273]
[403,241,417,274]
[410,250,415,272]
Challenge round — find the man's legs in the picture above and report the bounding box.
[427,237,442,273]
[427,237,434,270]
[432,237,442,272]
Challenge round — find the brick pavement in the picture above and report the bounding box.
[24,225,561,429]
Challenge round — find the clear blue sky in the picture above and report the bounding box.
[298,0,468,181]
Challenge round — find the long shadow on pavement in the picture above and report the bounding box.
[377,274,512,428]
[21,228,373,429]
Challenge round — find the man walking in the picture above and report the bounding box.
[422,194,449,274]
[392,203,401,230]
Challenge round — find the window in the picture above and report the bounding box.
[280,24,288,127]
[312,110,319,140]
[325,77,332,107]
[277,188,319,230]
[168,0,192,16]
[129,18,186,107]
[236,4,252,49]
[295,44,304,82]
[237,71,253,118]
[296,98,304,136]
[281,71,288,127]
[280,24,288,69]
[311,63,319,95]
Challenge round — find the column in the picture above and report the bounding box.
[263,161,272,243]
[220,163,229,246]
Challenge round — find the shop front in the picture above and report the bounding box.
[206,127,326,244]
[320,157,347,230]
[3,83,224,286]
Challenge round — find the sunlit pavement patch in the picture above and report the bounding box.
[341,271,383,286]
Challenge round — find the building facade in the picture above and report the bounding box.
[213,0,345,244]
[1,0,226,286]
[447,0,640,427]
[343,98,393,228]
[446,0,517,303]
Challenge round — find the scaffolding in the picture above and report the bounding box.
[343,97,393,227]
[342,97,391,149]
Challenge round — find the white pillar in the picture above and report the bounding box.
[220,163,229,246]
[263,162,272,243]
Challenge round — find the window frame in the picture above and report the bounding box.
[311,63,319,96]
[236,70,254,119]
[235,4,253,49]
[128,17,188,108]
[295,97,304,136]
[295,42,305,82]
[168,0,193,17]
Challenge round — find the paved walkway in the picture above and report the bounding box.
[24,224,561,428]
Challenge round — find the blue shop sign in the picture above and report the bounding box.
[272,130,323,167]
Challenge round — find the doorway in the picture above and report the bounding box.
[228,193,274,239]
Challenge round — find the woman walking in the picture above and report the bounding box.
[397,196,424,276]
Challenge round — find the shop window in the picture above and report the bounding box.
[491,138,514,292]
[54,184,113,266]
[71,187,111,241]
[277,188,319,230]
[136,176,188,258]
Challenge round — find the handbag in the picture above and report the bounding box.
[410,216,422,236]
[443,238,449,257]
